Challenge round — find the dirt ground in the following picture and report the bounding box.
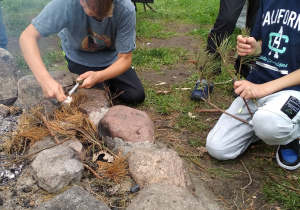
[5,23,285,209]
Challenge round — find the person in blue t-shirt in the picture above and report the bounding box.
[206,0,300,170]
[19,0,145,104]
[0,3,8,50]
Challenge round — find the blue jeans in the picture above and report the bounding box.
[0,5,8,50]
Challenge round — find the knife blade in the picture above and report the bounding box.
[68,79,84,96]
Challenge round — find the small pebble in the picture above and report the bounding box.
[130,185,140,193]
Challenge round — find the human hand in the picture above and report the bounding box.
[40,78,67,102]
[236,35,258,56]
[77,71,102,88]
[233,80,267,99]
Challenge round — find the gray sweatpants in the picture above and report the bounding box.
[206,90,300,160]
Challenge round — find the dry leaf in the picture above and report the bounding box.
[197,146,208,157]
[175,88,191,90]
[155,82,167,86]
[188,112,196,119]
[92,151,114,163]
[156,90,171,95]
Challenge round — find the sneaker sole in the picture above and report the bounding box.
[276,147,300,170]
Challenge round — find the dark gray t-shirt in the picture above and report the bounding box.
[32,0,136,67]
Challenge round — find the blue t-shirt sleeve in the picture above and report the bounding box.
[32,0,70,37]
[114,5,136,53]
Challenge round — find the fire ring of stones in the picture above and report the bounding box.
[0,49,215,210]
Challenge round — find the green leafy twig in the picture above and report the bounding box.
[215,35,254,118]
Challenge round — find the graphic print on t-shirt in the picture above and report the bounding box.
[257,26,290,75]
[268,26,289,59]
[81,28,111,51]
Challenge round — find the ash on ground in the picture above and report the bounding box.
[0,114,25,186]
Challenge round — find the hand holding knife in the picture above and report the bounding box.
[63,79,84,104]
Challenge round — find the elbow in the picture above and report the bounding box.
[19,24,42,49]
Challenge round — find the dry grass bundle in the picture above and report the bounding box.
[51,92,98,141]
[69,89,89,108]
[3,106,48,153]
[50,106,84,136]
[3,91,100,154]
[97,152,130,183]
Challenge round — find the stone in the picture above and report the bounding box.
[126,182,205,210]
[61,138,86,161]
[128,148,194,190]
[28,137,85,161]
[104,137,157,156]
[34,185,111,210]
[0,104,10,118]
[78,88,110,127]
[30,145,83,193]
[0,48,13,63]
[99,105,155,143]
[17,71,77,109]
[0,49,20,106]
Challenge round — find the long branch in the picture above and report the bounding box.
[217,49,253,118]
[201,98,249,125]
[41,114,60,144]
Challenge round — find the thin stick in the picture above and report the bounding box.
[252,154,275,159]
[214,79,232,85]
[240,160,252,189]
[83,163,102,180]
[195,109,222,113]
[201,98,249,125]
[217,47,253,118]
[41,114,60,144]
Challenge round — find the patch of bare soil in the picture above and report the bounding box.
[8,35,61,55]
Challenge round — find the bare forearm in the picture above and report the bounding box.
[19,24,52,83]
[95,52,132,82]
[262,69,300,95]
[19,24,66,101]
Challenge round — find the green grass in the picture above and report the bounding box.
[132,47,186,72]
[2,0,50,37]
[136,0,219,24]
[14,48,66,75]
[259,164,300,209]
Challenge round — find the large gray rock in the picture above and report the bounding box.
[34,185,111,210]
[104,136,157,156]
[128,148,194,190]
[78,88,110,127]
[17,70,77,109]
[0,49,21,106]
[99,105,155,143]
[126,182,205,210]
[30,144,84,193]
[28,137,86,161]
